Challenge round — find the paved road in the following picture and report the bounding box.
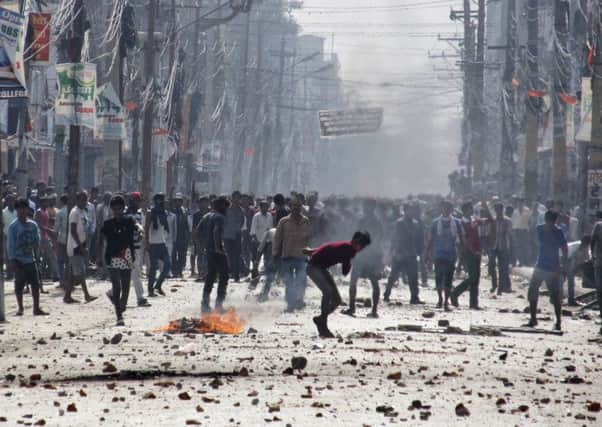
[0,269,601,426]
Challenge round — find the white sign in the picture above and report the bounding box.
[55,63,96,129]
[0,6,27,98]
[95,83,126,140]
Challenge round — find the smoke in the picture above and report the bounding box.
[296,0,463,197]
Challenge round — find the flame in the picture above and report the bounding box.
[154,308,245,335]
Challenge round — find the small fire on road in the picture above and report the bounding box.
[155,308,245,335]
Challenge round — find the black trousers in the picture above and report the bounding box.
[307,263,342,316]
[224,238,242,280]
[385,256,420,302]
[452,253,481,308]
[203,252,229,308]
[14,261,41,310]
[109,268,131,318]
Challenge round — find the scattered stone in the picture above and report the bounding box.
[178,392,191,400]
[563,376,585,384]
[422,311,435,319]
[499,352,508,361]
[66,403,77,413]
[398,324,423,332]
[387,372,402,381]
[102,362,117,373]
[544,349,553,357]
[438,320,450,327]
[30,374,41,382]
[455,403,470,417]
[247,328,258,334]
[496,398,506,406]
[376,405,394,414]
[291,356,307,370]
[587,402,601,412]
[142,392,156,399]
[33,420,46,426]
[110,334,123,345]
[185,420,202,425]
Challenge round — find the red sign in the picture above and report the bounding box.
[30,13,51,63]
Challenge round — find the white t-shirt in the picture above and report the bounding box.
[148,214,168,245]
[67,207,88,257]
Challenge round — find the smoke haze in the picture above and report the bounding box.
[294,0,463,197]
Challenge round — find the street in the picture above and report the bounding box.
[1,270,601,426]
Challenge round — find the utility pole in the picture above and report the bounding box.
[462,0,474,185]
[500,0,518,195]
[267,36,286,193]
[524,0,540,201]
[552,0,569,202]
[66,0,87,205]
[232,10,251,191]
[473,0,485,189]
[142,0,157,199]
[248,18,263,193]
[166,0,177,197]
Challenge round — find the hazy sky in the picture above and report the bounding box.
[292,0,464,196]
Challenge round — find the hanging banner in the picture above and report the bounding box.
[318,107,384,137]
[55,63,96,129]
[0,6,27,98]
[29,13,51,64]
[95,83,126,140]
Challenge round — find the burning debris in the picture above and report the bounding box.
[155,309,245,335]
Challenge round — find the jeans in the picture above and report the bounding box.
[57,243,68,286]
[512,229,530,266]
[528,268,562,306]
[109,268,131,318]
[434,258,455,290]
[224,237,242,280]
[172,239,188,276]
[147,243,170,292]
[566,270,576,304]
[385,256,419,302]
[131,248,145,302]
[307,263,341,316]
[488,248,511,293]
[349,264,381,313]
[39,239,59,279]
[280,257,307,310]
[452,253,481,308]
[203,252,229,309]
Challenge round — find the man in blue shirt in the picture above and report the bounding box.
[424,200,464,311]
[526,210,568,331]
[7,199,48,316]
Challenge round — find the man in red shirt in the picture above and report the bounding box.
[304,231,371,338]
[451,202,491,309]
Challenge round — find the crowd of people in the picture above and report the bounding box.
[2,180,601,337]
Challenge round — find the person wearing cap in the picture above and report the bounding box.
[424,200,464,311]
[144,193,171,296]
[171,192,189,278]
[7,198,48,316]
